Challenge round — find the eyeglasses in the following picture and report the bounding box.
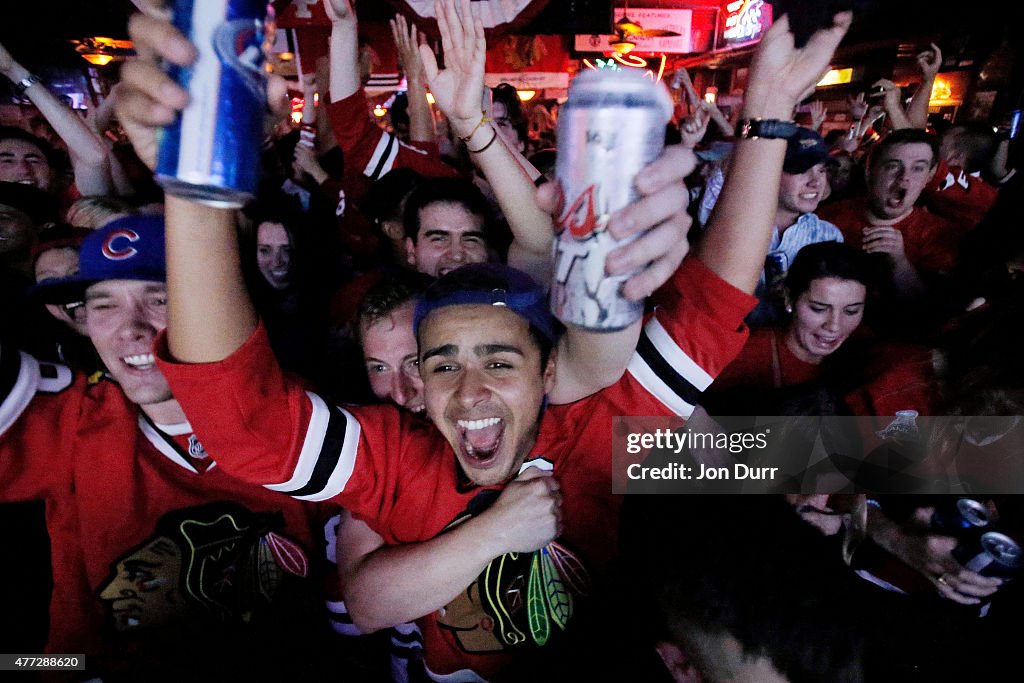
[62,300,86,321]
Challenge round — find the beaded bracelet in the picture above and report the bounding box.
[457,113,492,142]
[467,127,498,154]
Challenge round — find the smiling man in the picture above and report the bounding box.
[748,127,844,326]
[118,0,851,678]
[0,216,336,680]
[403,177,493,278]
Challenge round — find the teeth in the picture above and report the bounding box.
[457,417,501,430]
[123,353,155,367]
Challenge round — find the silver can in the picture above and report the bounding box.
[551,69,673,330]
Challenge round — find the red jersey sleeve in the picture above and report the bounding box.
[326,90,458,182]
[624,256,756,416]
[154,324,411,524]
[0,348,77,501]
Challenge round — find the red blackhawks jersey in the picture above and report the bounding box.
[0,350,337,681]
[157,257,755,682]
[327,89,459,206]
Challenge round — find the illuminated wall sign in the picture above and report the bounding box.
[582,53,667,83]
[817,68,853,87]
[575,9,693,54]
[721,0,773,47]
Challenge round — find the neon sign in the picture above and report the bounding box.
[721,0,771,46]
[582,53,667,83]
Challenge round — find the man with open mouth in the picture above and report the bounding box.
[820,128,961,300]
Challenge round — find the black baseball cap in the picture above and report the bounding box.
[783,128,830,175]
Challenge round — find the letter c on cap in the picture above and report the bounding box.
[102,229,140,261]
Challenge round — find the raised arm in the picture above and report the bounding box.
[391,13,436,144]
[420,0,551,280]
[699,11,852,294]
[325,0,360,103]
[0,40,112,195]
[874,78,912,130]
[119,11,255,362]
[906,43,942,130]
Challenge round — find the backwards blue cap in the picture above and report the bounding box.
[31,214,166,304]
[413,263,560,344]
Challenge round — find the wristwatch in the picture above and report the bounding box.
[13,73,42,96]
[735,118,799,140]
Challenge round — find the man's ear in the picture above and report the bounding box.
[542,346,557,394]
[381,220,404,242]
[655,641,702,683]
[405,236,417,267]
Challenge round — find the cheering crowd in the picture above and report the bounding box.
[1,1,1022,681]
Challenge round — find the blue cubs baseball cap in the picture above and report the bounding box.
[783,127,830,175]
[413,263,561,345]
[31,214,166,304]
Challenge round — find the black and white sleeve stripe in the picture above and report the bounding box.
[626,317,713,417]
[363,132,399,181]
[0,349,42,437]
[264,392,362,502]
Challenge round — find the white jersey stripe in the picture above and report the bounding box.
[363,132,396,179]
[0,351,41,437]
[266,392,361,502]
[627,353,696,418]
[265,391,332,493]
[643,316,714,391]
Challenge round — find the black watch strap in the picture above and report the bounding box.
[735,118,799,140]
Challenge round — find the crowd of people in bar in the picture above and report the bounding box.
[1,0,1022,681]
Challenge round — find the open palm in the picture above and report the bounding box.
[418,0,486,129]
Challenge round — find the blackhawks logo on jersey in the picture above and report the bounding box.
[99,502,308,631]
[435,480,591,655]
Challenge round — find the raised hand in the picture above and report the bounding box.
[418,0,487,135]
[808,99,827,131]
[679,104,711,149]
[744,10,853,120]
[917,42,942,80]
[117,10,195,169]
[847,91,868,120]
[390,13,425,84]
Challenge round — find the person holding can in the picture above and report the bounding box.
[117,1,851,681]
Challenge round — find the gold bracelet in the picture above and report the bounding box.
[467,128,498,154]
[458,114,492,142]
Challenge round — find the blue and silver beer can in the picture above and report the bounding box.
[156,0,268,208]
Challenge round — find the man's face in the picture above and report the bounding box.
[0,202,33,255]
[778,163,829,222]
[867,142,936,221]
[419,304,555,487]
[85,279,174,409]
[0,138,52,191]
[255,221,292,289]
[406,201,488,277]
[361,301,425,415]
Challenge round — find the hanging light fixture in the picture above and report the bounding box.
[70,37,134,67]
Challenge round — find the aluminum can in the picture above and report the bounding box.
[954,531,1023,579]
[551,69,673,330]
[931,498,991,537]
[156,0,268,208]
